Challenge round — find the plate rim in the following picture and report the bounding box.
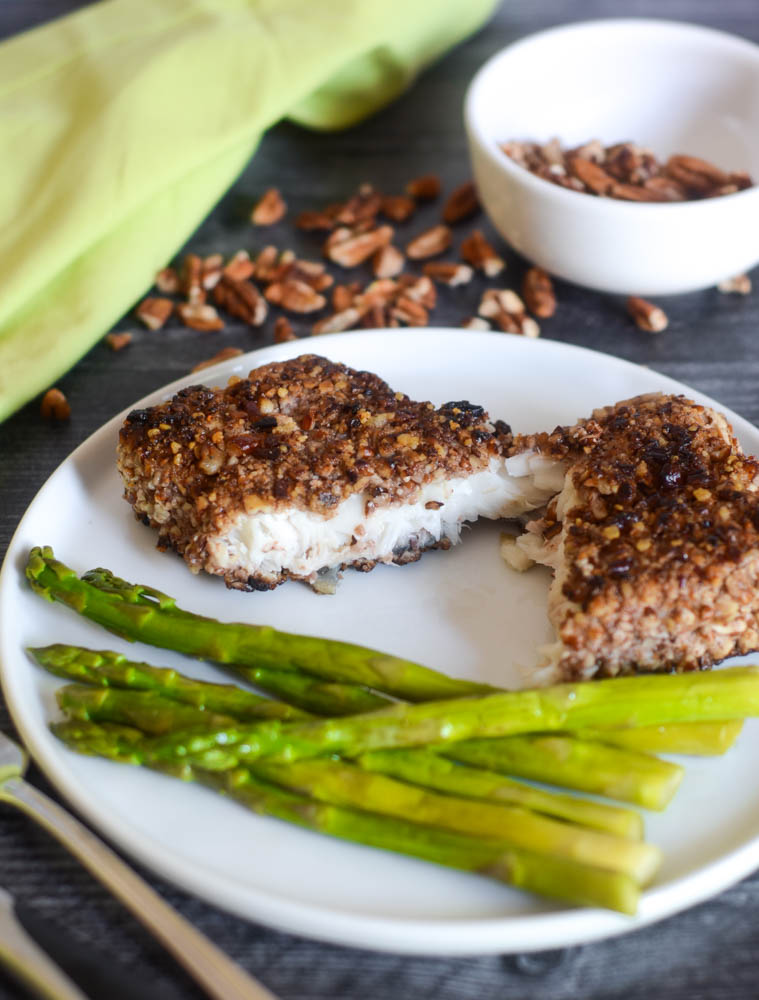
[3,327,759,956]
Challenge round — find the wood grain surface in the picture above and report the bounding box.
[1,2,759,998]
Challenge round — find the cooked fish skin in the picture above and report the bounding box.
[117,355,553,590]
[510,393,759,680]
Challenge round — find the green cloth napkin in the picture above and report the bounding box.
[0,0,497,422]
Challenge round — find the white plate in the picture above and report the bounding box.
[3,329,759,956]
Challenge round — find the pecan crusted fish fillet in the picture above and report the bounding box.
[117,355,559,590]
[507,393,759,680]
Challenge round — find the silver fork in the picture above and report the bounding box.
[0,729,278,1000]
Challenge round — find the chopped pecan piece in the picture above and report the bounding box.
[405,174,441,200]
[252,246,279,283]
[296,210,335,231]
[380,195,416,222]
[422,262,473,287]
[610,182,667,202]
[312,307,362,335]
[201,254,224,290]
[372,244,405,279]
[265,278,327,314]
[568,157,613,195]
[191,347,243,373]
[40,387,70,421]
[223,250,255,282]
[155,266,180,294]
[626,296,668,333]
[399,275,436,309]
[136,297,173,331]
[274,316,297,342]
[718,273,752,295]
[177,302,225,331]
[251,188,287,226]
[666,154,729,189]
[461,316,491,331]
[522,267,556,318]
[405,225,452,260]
[213,276,268,326]
[325,225,394,268]
[391,295,429,327]
[105,331,133,351]
[332,283,360,312]
[459,230,505,277]
[180,254,204,303]
[335,184,382,226]
[442,181,480,224]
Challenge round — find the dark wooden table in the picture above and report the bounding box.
[2,2,759,998]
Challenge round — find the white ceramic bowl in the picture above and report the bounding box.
[464,19,759,296]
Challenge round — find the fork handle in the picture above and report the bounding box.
[0,776,278,1000]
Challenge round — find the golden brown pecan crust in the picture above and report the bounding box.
[117,354,512,548]
[518,393,759,676]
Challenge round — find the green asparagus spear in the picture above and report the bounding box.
[358,749,642,839]
[142,665,759,770]
[233,666,390,715]
[252,757,660,883]
[31,645,310,720]
[26,547,488,701]
[49,667,642,836]
[443,735,683,811]
[576,720,744,756]
[52,719,641,914]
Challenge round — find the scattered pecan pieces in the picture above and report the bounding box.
[274,316,297,342]
[180,254,205,303]
[136,297,173,331]
[105,331,133,351]
[422,262,473,287]
[461,316,491,331]
[405,174,441,200]
[177,302,225,331]
[478,288,539,337]
[405,225,452,260]
[522,267,556,318]
[502,138,753,201]
[213,276,268,326]
[380,195,416,222]
[191,347,243,373]
[335,184,382,226]
[265,278,327,314]
[459,230,505,277]
[372,244,405,279]
[626,295,669,333]
[312,307,362,335]
[155,266,180,294]
[325,225,394,268]
[223,250,255,282]
[718,273,752,295]
[40,388,70,421]
[251,188,287,226]
[442,181,480,224]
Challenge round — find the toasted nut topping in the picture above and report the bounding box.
[626,296,668,333]
[405,224,452,260]
[40,387,70,420]
[105,331,133,351]
[693,487,712,501]
[423,261,474,287]
[718,273,752,295]
[191,347,243,373]
[405,174,441,200]
[442,181,480,224]
[380,195,416,222]
[522,267,556,318]
[213,276,268,326]
[155,266,180,294]
[603,525,620,540]
[372,244,405,279]
[459,230,505,276]
[136,297,173,330]
[177,302,225,331]
[251,188,287,226]
[326,225,394,268]
[274,316,297,342]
